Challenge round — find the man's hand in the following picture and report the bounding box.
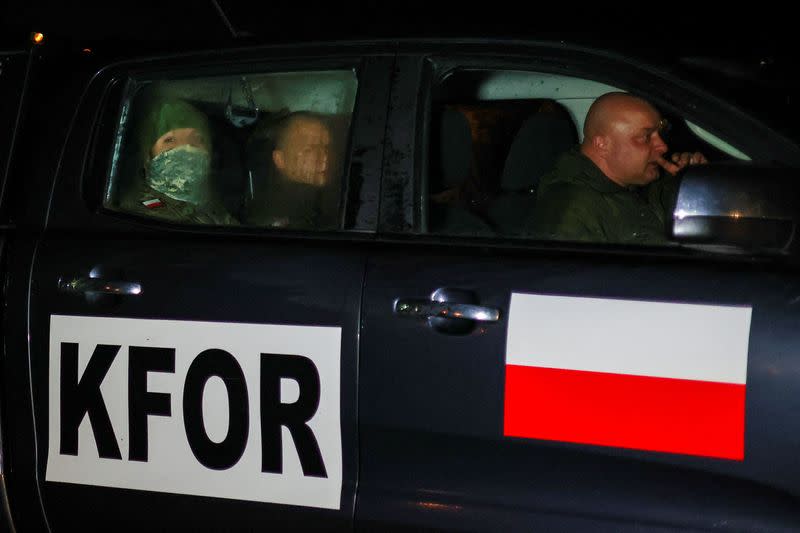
[656,152,708,175]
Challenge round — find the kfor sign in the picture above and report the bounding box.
[46,315,342,509]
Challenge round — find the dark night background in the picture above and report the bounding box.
[1,1,795,57]
[2,1,799,140]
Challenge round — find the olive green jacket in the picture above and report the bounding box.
[244,173,339,230]
[525,147,678,245]
[119,180,238,226]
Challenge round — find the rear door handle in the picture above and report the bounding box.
[393,299,500,322]
[58,277,142,296]
[393,288,501,335]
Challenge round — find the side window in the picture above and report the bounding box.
[104,69,358,229]
[425,68,752,245]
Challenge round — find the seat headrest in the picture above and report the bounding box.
[500,111,577,192]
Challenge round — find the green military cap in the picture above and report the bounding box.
[140,99,211,158]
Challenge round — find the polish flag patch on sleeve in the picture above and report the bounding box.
[504,293,752,460]
[142,198,163,208]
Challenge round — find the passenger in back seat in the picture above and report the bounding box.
[429,108,493,236]
[244,111,339,229]
[120,99,239,225]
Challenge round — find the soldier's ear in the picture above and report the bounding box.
[593,134,609,152]
[273,149,286,171]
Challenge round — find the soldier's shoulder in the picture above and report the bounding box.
[119,184,188,220]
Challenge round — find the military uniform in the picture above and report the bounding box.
[116,99,239,226]
[120,179,238,226]
[244,173,338,230]
[525,147,679,245]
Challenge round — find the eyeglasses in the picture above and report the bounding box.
[657,118,672,137]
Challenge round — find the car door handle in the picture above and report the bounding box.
[58,277,143,296]
[393,299,500,322]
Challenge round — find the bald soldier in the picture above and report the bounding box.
[245,111,339,229]
[527,92,707,244]
[120,99,237,226]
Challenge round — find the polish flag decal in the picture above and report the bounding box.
[504,293,752,460]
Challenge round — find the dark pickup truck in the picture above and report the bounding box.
[3,32,800,532]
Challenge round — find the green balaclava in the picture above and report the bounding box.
[141,100,212,205]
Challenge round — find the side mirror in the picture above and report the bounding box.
[671,163,799,254]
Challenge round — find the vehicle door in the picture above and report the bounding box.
[12,43,393,532]
[357,42,800,532]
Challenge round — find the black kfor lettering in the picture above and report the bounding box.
[260,354,326,478]
[60,343,122,459]
[183,349,249,470]
[128,346,175,461]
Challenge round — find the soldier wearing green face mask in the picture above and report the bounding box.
[120,99,238,225]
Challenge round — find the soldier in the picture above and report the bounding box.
[527,92,707,244]
[244,111,339,229]
[120,99,238,226]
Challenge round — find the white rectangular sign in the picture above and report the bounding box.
[47,315,343,509]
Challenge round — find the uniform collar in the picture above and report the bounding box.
[566,147,631,193]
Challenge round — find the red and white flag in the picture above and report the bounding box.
[142,198,163,209]
[504,293,752,460]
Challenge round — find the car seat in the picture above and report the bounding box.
[487,108,577,235]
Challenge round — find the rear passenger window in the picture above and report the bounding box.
[104,70,358,229]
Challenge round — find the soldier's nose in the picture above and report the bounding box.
[652,133,668,154]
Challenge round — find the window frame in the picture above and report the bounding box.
[377,42,800,265]
[46,44,395,240]
[101,61,363,232]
